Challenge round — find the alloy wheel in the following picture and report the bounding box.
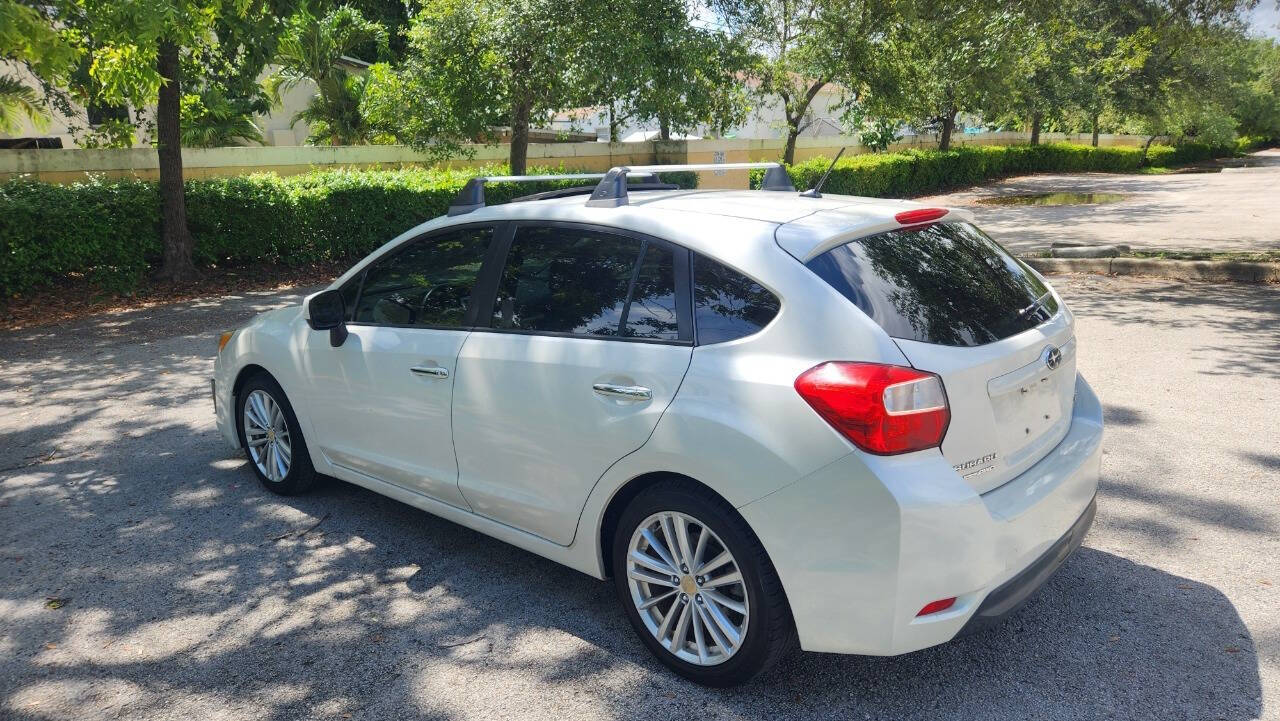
[625,511,750,666]
[243,389,291,482]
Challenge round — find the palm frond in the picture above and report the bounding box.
[0,75,49,133]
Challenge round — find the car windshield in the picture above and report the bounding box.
[805,222,1059,347]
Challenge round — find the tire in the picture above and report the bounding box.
[611,480,796,686]
[236,372,317,495]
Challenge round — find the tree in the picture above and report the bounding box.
[362,0,584,173]
[265,3,388,146]
[1234,37,1280,139]
[579,0,750,141]
[0,1,77,133]
[57,0,298,282]
[716,0,907,164]
[1097,0,1253,157]
[344,0,415,60]
[871,1,1023,151]
[999,3,1084,145]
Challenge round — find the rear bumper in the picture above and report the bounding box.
[739,372,1103,656]
[956,493,1096,637]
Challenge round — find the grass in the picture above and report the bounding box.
[1127,250,1280,262]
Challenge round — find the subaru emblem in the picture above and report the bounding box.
[1043,346,1063,371]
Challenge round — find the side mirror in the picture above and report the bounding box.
[307,289,349,347]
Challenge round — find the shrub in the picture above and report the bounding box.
[750,141,1237,193]
[0,166,697,297]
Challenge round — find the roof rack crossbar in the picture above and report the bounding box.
[447,171,661,216]
[585,162,794,208]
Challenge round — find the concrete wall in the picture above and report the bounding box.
[0,132,1151,186]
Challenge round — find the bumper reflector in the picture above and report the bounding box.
[917,597,957,616]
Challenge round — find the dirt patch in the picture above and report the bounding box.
[976,192,1128,206]
[1,262,345,331]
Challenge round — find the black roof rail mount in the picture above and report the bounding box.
[446,162,795,216]
[586,162,794,208]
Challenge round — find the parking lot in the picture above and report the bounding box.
[1,274,1276,721]
[919,149,1280,254]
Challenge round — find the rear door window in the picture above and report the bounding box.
[490,225,682,340]
[693,256,781,344]
[805,222,1058,347]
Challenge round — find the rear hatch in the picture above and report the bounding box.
[799,218,1076,494]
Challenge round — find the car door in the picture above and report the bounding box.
[301,223,496,509]
[452,223,694,545]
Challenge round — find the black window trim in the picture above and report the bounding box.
[468,220,694,347]
[333,218,783,347]
[340,221,500,331]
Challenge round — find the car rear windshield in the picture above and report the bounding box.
[805,222,1059,347]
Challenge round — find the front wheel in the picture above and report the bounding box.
[236,373,316,495]
[612,481,796,686]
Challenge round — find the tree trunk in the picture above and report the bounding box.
[782,123,800,165]
[609,104,618,143]
[780,81,826,165]
[155,39,195,283]
[1091,113,1100,147]
[938,110,957,151]
[659,114,671,141]
[509,98,531,175]
[1029,112,1043,146]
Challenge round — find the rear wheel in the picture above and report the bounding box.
[612,481,795,686]
[236,373,316,495]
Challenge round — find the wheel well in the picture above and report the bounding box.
[598,471,727,578]
[231,364,271,436]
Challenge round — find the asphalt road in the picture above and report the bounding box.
[1,276,1277,721]
[918,149,1280,254]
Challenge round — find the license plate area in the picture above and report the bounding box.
[987,344,1076,468]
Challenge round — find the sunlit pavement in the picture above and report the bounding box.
[919,149,1280,254]
[1,276,1276,720]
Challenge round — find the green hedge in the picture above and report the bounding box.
[0,166,697,297]
[750,141,1238,196]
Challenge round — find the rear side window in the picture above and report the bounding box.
[693,256,781,344]
[491,225,679,340]
[806,222,1059,347]
[353,225,493,327]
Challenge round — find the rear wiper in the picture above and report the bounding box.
[1016,290,1053,319]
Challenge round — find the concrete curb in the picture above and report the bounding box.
[1023,257,1280,283]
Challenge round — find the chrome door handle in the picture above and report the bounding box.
[410,365,450,379]
[592,383,652,401]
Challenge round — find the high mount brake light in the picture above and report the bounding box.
[894,208,949,226]
[794,362,950,455]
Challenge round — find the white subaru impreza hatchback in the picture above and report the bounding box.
[212,163,1102,686]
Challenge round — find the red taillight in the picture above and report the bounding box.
[917,597,957,616]
[894,207,948,226]
[794,362,950,455]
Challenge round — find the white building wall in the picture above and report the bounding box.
[0,61,323,148]
[552,84,849,141]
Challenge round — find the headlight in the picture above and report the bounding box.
[217,330,235,353]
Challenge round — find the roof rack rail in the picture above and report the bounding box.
[586,162,794,208]
[446,162,795,215]
[447,171,661,216]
